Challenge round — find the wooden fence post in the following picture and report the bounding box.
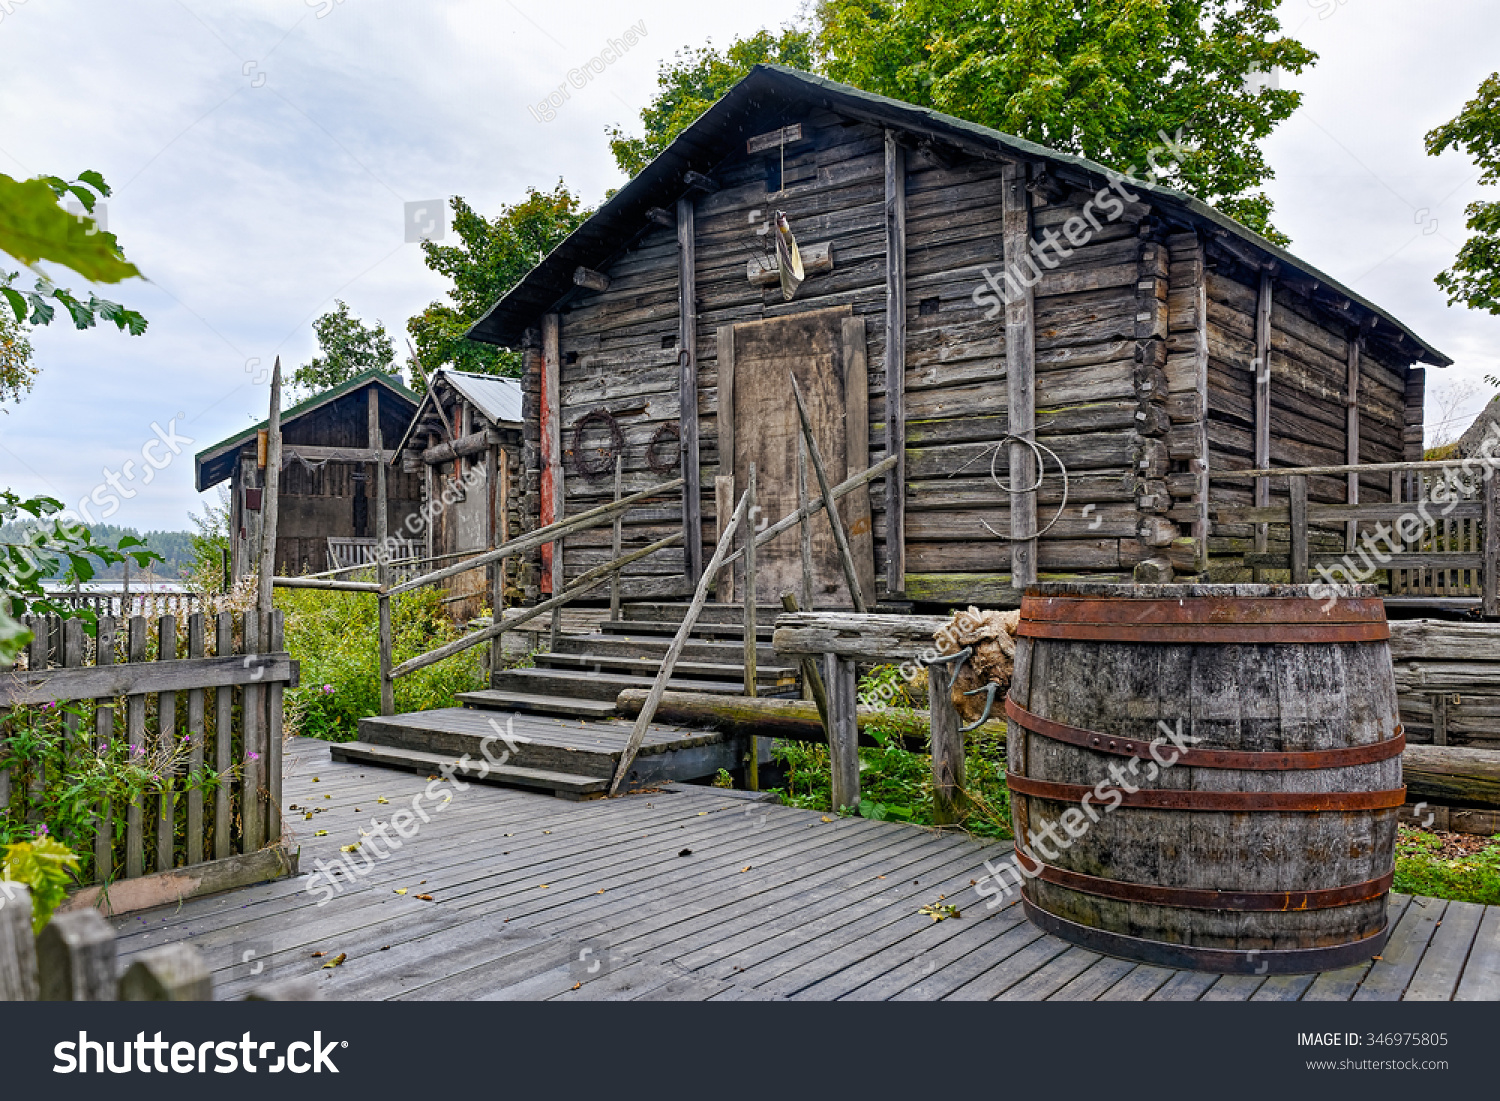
[266,609,285,844]
[779,593,831,735]
[1290,475,1309,585]
[0,882,38,1000]
[743,463,759,791]
[927,662,965,825]
[242,612,263,854]
[92,616,117,883]
[37,909,116,1001]
[186,614,206,865]
[124,616,148,878]
[119,943,212,1001]
[156,614,178,873]
[214,612,234,860]
[714,474,735,604]
[1485,470,1500,618]
[824,653,861,814]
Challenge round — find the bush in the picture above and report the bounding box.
[1393,826,1500,905]
[278,582,486,741]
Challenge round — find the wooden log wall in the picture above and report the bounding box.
[1200,251,1410,576]
[1390,619,1500,752]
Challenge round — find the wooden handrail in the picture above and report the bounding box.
[386,476,685,596]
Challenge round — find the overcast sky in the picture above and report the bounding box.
[1,0,1497,532]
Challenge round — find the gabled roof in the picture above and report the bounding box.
[194,369,419,492]
[467,64,1450,368]
[393,368,524,460]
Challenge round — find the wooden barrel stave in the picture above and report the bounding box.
[1008,582,1402,973]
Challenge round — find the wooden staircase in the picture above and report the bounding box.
[330,602,794,798]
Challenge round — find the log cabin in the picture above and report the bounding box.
[466,65,1451,611]
[195,370,423,579]
[394,368,524,620]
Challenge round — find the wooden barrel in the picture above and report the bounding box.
[1006,582,1404,974]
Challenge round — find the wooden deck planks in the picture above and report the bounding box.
[105,738,1500,1002]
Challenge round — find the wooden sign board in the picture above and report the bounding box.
[747,124,805,155]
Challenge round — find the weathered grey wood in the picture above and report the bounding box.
[1289,475,1309,584]
[67,844,296,917]
[1432,691,1448,747]
[256,358,282,614]
[156,614,177,873]
[1455,906,1500,1000]
[119,943,213,1001]
[714,474,735,604]
[884,129,907,594]
[779,592,831,738]
[213,613,233,860]
[678,195,703,583]
[573,265,611,292]
[720,456,897,573]
[743,463,759,791]
[825,653,860,813]
[93,616,117,883]
[1404,899,1485,1000]
[186,614,205,865]
[38,909,117,1001]
[746,240,834,285]
[242,611,263,854]
[1486,469,1500,618]
[0,652,297,707]
[609,490,749,795]
[716,321,735,530]
[1346,335,1361,550]
[609,454,625,619]
[1002,160,1037,587]
[798,437,814,610]
[791,374,868,612]
[1389,619,1500,662]
[418,428,500,465]
[390,533,682,679]
[124,616,147,880]
[372,392,395,718]
[1253,269,1273,577]
[773,612,949,661]
[267,609,284,845]
[244,976,323,1001]
[1402,744,1500,807]
[388,476,684,595]
[927,661,963,825]
[0,882,37,1000]
[272,576,383,592]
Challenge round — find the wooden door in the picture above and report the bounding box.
[717,307,874,607]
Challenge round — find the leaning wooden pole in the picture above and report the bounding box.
[743,462,759,791]
[609,490,749,795]
[779,591,830,736]
[255,358,282,616]
[790,374,868,613]
[371,388,395,717]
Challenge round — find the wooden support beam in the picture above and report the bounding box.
[747,241,833,286]
[609,454,625,621]
[1001,162,1037,587]
[490,444,506,678]
[824,654,860,813]
[683,170,718,192]
[256,359,282,611]
[778,592,830,737]
[678,197,703,583]
[283,444,395,464]
[1253,269,1274,577]
[1346,335,1362,551]
[1289,475,1309,584]
[883,130,908,594]
[420,429,501,465]
[1193,242,1211,574]
[1485,469,1500,618]
[791,375,868,613]
[743,463,758,791]
[372,388,394,718]
[609,492,748,795]
[714,475,735,604]
[541,313,563,595]
[927,662,964,825]
[747,123,804,154]
[572,266,611,292]
[646,206,675,228]
[798,437,813,610]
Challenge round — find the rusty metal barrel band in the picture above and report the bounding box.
[1019,900,1391,976]
[1003,697,1407,771]
[1012,849,1395,911]
[1016,594,1390,643]
[1005,772,1407,812]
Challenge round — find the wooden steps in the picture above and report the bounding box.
[456,690,618,718]
[490,667,758,702]
[599,619,777,642]
[530,650,797,686]
[329,741,610,799]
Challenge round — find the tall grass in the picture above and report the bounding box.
[277,583,486,741]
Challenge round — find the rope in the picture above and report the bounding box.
[952,433,1070,542]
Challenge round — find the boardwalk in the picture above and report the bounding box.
[110,738,1500,1001]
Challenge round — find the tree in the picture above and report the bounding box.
[290,300,397,395]
[1426,72,1500,317]
[406,184,589,386]
[606,28,816,177]
[0,169,155,665]
[815,0,1314,244]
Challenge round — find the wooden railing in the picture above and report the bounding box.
[1209,459,1500,614]
[0,610,297,909]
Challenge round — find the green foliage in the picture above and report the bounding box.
[406,185,590,386]
[186,488,231,594]
[0,274,36,405]
[607,28,816,177]
[0,171,146,334]
[816,0,1315,244]
[2,835,82,933]
[0,519,194,580]
[290,300,398,396]
[278,583,486,741]
[1426,72,1500,316]
[1393,827,1500,905]
[0,491,161,656]
[712,768,735,789]
[771,664,1011,838]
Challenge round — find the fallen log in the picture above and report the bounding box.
[614,688,1007,748]
[1402,744,1500,811]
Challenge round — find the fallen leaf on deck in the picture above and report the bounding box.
[314,830,328,837]
[312,777,320,783]
[379,946,390,951]
[415,894,434,902]
[597,889,605,894]
[740,866,752,873]
[340,843,360,853]
[377,797,389,804]
[919,903,961,923]
[820,816,833,823]
[539,884,549,889]
[304,813,313,820]
[394,888,407,895]
[679,848,693,857]
[321,953,347,969]
[311,951,325,958]
[571,983,581,990]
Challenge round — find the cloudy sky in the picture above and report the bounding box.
[1,0,1497,532]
